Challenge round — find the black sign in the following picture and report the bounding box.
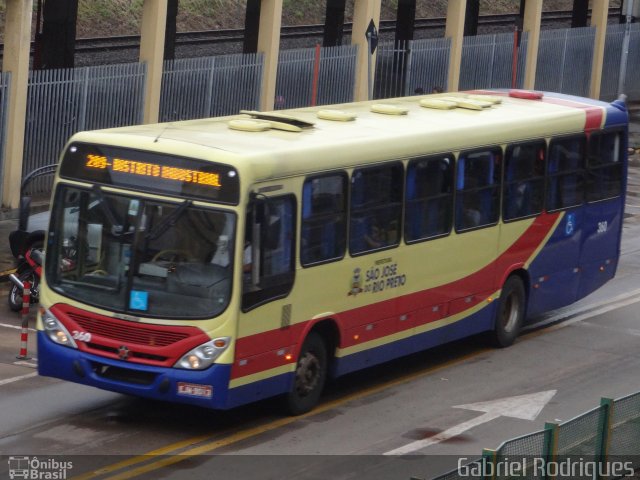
[365,19,378,54]
[60,143,240,205]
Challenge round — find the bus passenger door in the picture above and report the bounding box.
[527,136,586,316]
[578,131,625,299]
[233,193,296,401]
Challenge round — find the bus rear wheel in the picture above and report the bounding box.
[491,276,526,348]
[285,332,327,415]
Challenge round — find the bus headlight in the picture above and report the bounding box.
[41,309,77,348]
[174,337,230,370]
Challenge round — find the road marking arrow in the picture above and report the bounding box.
[384,390,557,455]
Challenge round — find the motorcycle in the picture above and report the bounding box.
[6,164,57,312]
[8,230,44,312]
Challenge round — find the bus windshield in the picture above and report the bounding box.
[45,185,236,319]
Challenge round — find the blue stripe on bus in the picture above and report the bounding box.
[332,303,497,378]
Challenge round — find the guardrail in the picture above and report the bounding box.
[431,391,640,480]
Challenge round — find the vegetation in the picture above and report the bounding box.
[0,0,621,40]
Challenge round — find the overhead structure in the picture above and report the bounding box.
[464,0,480,36]
[445,0,467,92]
[243,0,261,53]
[323,0,347,47]
[0,0,621,210]
[352,0,382,101]
[164,0,178,60]
[2,0,33,209]
[139,0,168,124]
[39,0,78,69]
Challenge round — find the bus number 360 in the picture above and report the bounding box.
[72,331,92,342]
[597,221,608,234]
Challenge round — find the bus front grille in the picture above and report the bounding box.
[91,362,157,386]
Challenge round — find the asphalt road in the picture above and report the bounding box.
[0,109,638,480]
[1,252,640,480]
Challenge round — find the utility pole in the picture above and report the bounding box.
[618,0,635,95]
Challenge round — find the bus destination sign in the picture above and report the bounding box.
[60,143,239,204]
[85,154,223,188]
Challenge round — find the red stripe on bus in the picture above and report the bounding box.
[538,96,604,132]
[231,212,560,380]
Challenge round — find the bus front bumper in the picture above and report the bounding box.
[37,331,233,409]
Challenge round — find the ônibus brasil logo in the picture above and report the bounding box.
[8,456,73,479]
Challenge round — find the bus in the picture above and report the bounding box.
[37,90,628,414]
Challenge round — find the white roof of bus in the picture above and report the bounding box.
[68,91,603,182]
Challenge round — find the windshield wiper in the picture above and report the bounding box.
[92,185,126,236]
[145,200,192,241]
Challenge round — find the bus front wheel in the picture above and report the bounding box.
[285,332,327,415]
[491,276,526,348]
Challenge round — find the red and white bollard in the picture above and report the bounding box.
[16,280,31,360]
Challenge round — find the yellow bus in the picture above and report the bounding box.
[37,90,628,414]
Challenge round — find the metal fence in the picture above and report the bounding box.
[432,391,640,480]
[374,37,450,99]
[460,31,528,91]
[535,26,596,97]
[0,72,10,201]
[23,63,145,194]
[274,44,357,110]
[3,22,640,200]
[600,23,640,101]
[160,52,263,121]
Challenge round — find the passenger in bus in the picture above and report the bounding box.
[464,206,482,228]
[243,241,252,273]
[461,177,482,228]
[364,221,384,249]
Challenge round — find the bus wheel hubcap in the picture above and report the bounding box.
[295,353,320,397]
[502,293,519,333]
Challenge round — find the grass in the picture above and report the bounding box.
[0,0,624,40]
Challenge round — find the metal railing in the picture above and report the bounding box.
[23,63,145,194]
[431,391,640,480]
[160,52,263,121]
[535,26,596,97]
[460,31,528,91]
[274,44,357,110]
[374,37,450,99]
[600,23,640,101]
[1,22,638,201]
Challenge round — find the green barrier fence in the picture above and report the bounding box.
[432,391,640,480]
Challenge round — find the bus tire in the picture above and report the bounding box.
[285,332,327,415]
[491,275,526,348]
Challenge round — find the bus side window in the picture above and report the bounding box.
[405,155,453,242]
[503,141,545,221]
[546,136,586,211]
[586,132,623,202]
[242,195,296,312]
[349,163,403,255]
[455,148,502,232]
[301,173,347,266]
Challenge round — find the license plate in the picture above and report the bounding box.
[177,382,213,398]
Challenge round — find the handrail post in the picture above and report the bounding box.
[482,448,497,480]
[596,397,614,480]
[543,421,559,480]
